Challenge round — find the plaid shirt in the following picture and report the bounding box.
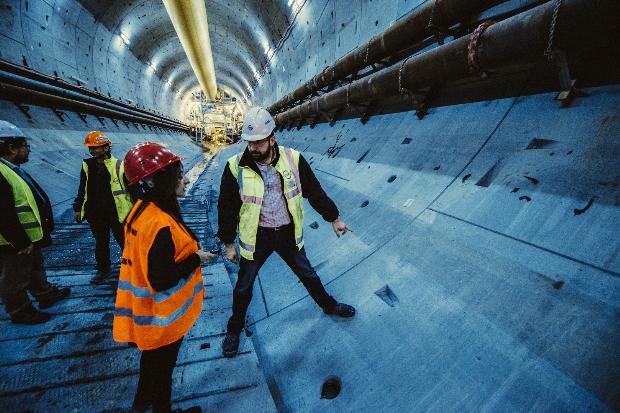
[256,162,291,227]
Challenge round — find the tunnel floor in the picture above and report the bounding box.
[0,157,277,412]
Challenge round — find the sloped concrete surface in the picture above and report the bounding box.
[0,77,618,413]
[205,85,620,412]
[0,154,277,412]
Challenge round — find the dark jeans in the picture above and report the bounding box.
[0,249,57,318]
[133,337,184,413]
[88,218,124,273]
[227,224,337,335]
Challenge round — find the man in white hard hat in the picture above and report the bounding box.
[0,120,70,324]
[217,106,355,358]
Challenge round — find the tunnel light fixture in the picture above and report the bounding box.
[120,32,130,46]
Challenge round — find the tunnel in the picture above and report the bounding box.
[0,0,619,412]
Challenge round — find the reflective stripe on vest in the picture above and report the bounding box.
[0,160,43,246]
[111,159,129,196]
[113,199,203,350]
[228,146,305,260]
[117,272,195,303]
[80,156,134,223]
[114,281,203,326]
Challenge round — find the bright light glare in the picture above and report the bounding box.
[119,32,130,46]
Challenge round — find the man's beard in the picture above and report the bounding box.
[250,147,271,162]
[16,154,29,164]
[92,151,108,162]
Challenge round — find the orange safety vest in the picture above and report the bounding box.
[113,199,204,350]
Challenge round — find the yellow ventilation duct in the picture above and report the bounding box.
[163,0,218,100]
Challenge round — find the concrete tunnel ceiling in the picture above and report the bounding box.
[77,0,294,110]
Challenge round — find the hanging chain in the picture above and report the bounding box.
[467,20,495,75]
[545,0,563,61]
[364,38,372,65]
[398,56,413,94]
[427,0,440,30]
[346,84,350,106]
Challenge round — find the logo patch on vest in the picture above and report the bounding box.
[283,170,292,180]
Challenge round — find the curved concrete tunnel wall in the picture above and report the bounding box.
[0,0,183,118]
[0,0,618,411]
[0,0,205,220]
[215,0,620,411]
[206,87,620,411]
[206,86,620,411]
[0,100,203,220]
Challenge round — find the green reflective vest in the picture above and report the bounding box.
[228,146,304,260]
[0,160,43,246]
[80,156,133,223]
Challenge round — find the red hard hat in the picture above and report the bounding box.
[124,142,182,185]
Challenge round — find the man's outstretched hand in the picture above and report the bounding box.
[224,243,238,263]
[331,218,352,238]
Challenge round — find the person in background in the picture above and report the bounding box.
[73,131,134,284]
[113,142,216,413]
[0,120,70,324]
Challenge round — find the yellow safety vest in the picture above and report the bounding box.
[0,160,43,246]
[80,156,133,223]
[228,146,304,260]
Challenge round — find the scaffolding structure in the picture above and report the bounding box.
[188,90,241,145]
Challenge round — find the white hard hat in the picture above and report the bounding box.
[0,120,27,140]
[241,107,275,141]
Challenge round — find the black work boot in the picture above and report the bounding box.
[324,303,356,318]
[11,306,52,324]
[222,332,240,358]
[38,286,71,309]
[90,270,110,285]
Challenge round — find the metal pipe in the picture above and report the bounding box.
[0,70,189,131]
[0,59,184,126]
[275,0,618,126]
[163,0,218,100]
[268,0,530,114]
[0,82,190,132]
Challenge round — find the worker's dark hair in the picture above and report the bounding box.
[127,160,197,241]
[0,137,26,156]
